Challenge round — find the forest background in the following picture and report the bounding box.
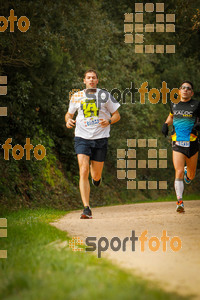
[0,0,200,210]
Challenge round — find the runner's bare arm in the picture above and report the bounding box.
[99,110,120,128]
[65,112,75,128]
[165,113,173,126]
[110,110,121,124]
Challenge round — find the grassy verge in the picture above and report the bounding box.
[125,193,200,205]
[0,208,189,300]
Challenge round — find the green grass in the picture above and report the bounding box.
[0,208,190,300]
[127,193,200,204]
[92,193,200,208]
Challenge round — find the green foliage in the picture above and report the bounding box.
[0,0,200,209]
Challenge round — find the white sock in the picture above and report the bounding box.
[174,179,184,200]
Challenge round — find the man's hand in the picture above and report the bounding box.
[162,123,168,137]
[99,119,109,128]
[193,123,200,131]
[65,112,75,129]
[66,119,76,129]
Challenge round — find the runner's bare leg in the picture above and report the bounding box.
[77,154,90,207]
[185,152,198,180]
[173,151,186,201]
[90,160,104,181]
[173,151,186,179]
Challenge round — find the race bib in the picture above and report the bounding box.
[85,116,99,127]
[175,141,190,147]
[81,98,100,127]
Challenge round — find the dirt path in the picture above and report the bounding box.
[51,200,200,299]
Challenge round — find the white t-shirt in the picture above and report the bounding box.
[68,88,120,139]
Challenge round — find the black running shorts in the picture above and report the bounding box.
[74,137,108,162]
[172,140,199,158]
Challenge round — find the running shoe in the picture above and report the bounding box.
[184,166,191,184]
[92,178,102,187]
[80,206,92,219]
[176,200,185,213]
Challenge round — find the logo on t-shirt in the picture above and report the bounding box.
[81,99,99,118]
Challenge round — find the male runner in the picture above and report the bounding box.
[162,81,200,213]
[65,69,120,218]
